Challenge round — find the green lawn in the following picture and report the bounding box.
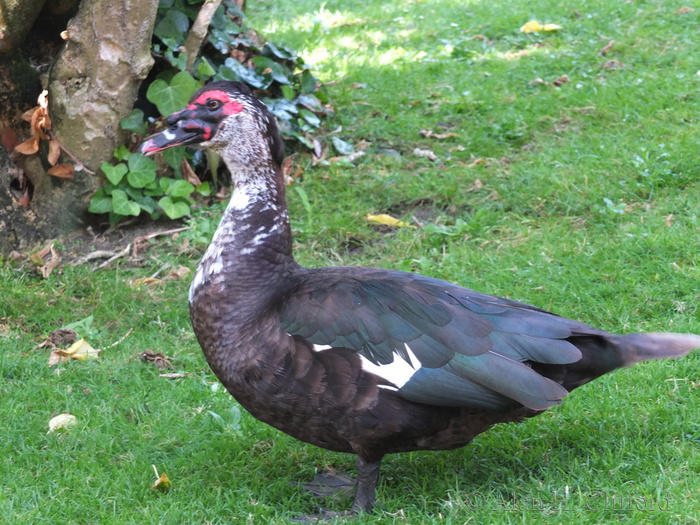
[2,0,699,523]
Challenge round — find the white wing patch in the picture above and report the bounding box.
[311,343,422,390]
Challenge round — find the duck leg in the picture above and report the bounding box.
[351,456,382,514]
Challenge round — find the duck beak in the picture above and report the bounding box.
[139,110,213,155]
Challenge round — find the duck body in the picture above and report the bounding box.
[140,81,700,514]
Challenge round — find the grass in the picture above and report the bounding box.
[2,0,699,522]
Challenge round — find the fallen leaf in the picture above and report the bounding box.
[677,7,693,14]
[48,338,101,366]
[129,277,163,287]
[47,413,77,434]
[553,74,571,87]
[366,214,415,228]
[151,465,171,493]
[166,266,191,281]
[520,20,562,33]
[139,350,173,370]
[599,40,615,56]
[467,179,485,192]
[30,242,61,278]
[505,49,530,60]
[38,329,79,350]
[529,77,550,87]
[665,214,674,227]
[602,60,624,70]
[413,148,438,161]
[47,164,75,179]
[420,129,459,140]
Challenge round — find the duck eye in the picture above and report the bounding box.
[206,99,222,110]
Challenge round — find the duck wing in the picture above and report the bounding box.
[279,267,593,411]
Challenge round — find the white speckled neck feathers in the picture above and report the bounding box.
[188,90,295,310]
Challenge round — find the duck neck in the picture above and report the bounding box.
[189,162,296,312]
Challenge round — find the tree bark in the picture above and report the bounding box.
[0,0,159,252]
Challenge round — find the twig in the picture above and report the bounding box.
[73,249,126,265]
[100,328,133,351]
[134,226,191,243]
[96,243,131,269]
[150,262,171,279]
[183,0,225,73]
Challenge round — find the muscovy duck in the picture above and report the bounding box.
[140,81,700,515]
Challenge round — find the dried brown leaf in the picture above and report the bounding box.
[166,265,191,281]
[552,74,570,87]
[139,350,173,369]
[47,164,75,178]
[48,140,61,166]
[38,329,79,350]
[602,60,624,70]
[180,157,202,186]
[14,137,40,155]
[599,40,615,56]
[467,179,484,192]
[41,244,61,279]
[21,107,37,123]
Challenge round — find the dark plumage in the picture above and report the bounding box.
[140,81,700,515]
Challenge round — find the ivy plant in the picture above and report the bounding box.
[89,0,329,224]
[88,142,210,224]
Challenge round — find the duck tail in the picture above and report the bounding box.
[617,332,700,366]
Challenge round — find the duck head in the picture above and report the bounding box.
[139,81,284,167]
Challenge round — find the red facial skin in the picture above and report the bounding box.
[193,90,244,116]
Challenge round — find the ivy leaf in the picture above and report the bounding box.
[154,10,190,46]
[297,94,326,113]
[120,109,147,135]
[299,109,321,128]
[162,146,187,172]
[88,188,113,214]
[159,196,190,219]
[101,162,128,185]
[196,58,216,80]
[113,144,132,162]
[112,189,141,216]
[147,71,200,116]
[263,42,295,61]
[332,136,355,156]
[300,69,318,94]
[218,58,266,89]
[167,179,195,198]
[126,154,157,188]
[196,181,211,196]
[253,57,292,85]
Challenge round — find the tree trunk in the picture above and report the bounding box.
[0,0,159,253]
